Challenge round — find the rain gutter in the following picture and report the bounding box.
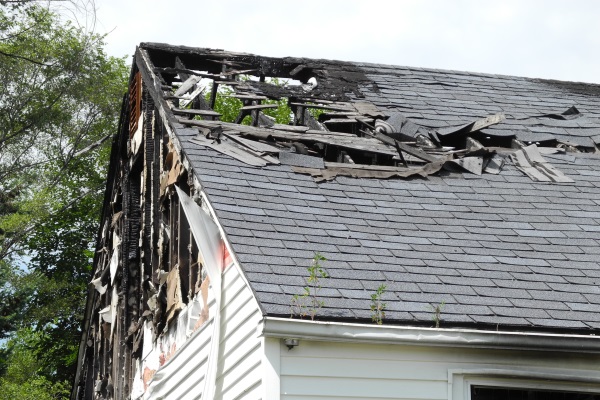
[259,317,600,353]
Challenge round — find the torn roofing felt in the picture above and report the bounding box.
[139,43,600,334]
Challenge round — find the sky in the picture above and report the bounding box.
[93,0,600,84]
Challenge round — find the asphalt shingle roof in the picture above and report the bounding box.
[158,46,600,333]
[180,139,600,332]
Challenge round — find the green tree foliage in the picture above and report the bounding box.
[0,2,126,261]
[208,77,292,125]
[22,187,102,382]
[259,78,292,124]
[0,260,40,339]
[0,329,70,400]
[262,96,292,124]
[209,85,246,123]
[0,0,128,394]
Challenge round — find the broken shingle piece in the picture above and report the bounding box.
[293,160,445,182]
[511,144,574,183]
[483,154,505,175]
[445,157,484,175]
[437,113,505,137]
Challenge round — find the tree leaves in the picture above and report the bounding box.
[0,329,70,400]
[0,2,128,261]
[0,1,128,392]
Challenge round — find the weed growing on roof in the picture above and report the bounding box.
[370,284,387,325]
[290,252,328,320]
[428,301,445,328]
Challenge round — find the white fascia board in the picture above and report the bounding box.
[260,317,600,354]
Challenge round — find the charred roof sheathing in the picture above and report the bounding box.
[139,43,600,334]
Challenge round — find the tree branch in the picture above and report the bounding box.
[72,133,111,158]
[0,49,52,67]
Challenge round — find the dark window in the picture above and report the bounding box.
[472,386,600,400]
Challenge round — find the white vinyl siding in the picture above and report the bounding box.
[216,262,263,399]
[145,262,263,399]
[143,290,217,400]
[279,339,600,400]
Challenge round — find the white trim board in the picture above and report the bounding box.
[448,369,600,400]
[261,317,600,353]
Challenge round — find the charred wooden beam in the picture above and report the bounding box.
[174,58,212,111]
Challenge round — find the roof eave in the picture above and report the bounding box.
[260,316,600,354]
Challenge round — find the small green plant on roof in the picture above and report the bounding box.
[370,284,387,325]
[290,252,328,320]
[428,301,445,328]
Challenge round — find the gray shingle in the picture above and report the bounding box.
[470,315,530,326]
[260,247,316,258]
[490,306,551,319]
[510,272,567,283]
[416,223,468,233]
[247,273,306,286]
[494,256,550,267]
[443,304,494,315]
[496,236,550,246]
[547,282,600,295]
[237,253,296,266]
[529,290,589,303]
[581,245,600,254]
[453,295,512,307]
[439,276,495,287]
[459,269,512,279]
[213,203,266,216]
[317,214,372,226]
[379,234,431,245]
[397,292,451,304]
[418,283,477,296]
[526,318,589,329]
[384,271,442,284]
[405,265,459,277]
[252,230,306,242]
[547,310,600,323]
[565,252,600,262]
[444,253,497,263]
[566,302,600,312]
[230,235,286,248]
[323,252,373,262]
[286,241,340,253]
[271,224,328,236]
[473,287,532,299]
[514,229,566,238]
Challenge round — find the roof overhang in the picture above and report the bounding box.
[260,317,600,354]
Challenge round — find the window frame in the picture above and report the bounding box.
[448,369,600,400]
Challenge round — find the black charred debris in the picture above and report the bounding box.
[143,42,599,184]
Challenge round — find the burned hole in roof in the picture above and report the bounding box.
[149,47,596,183]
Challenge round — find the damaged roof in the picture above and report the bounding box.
[139,42,600,333]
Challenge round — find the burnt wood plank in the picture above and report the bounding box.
[172,108,221,117]
[229,94,268,100]
[240,104,279,111]
[289,102,352,112]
